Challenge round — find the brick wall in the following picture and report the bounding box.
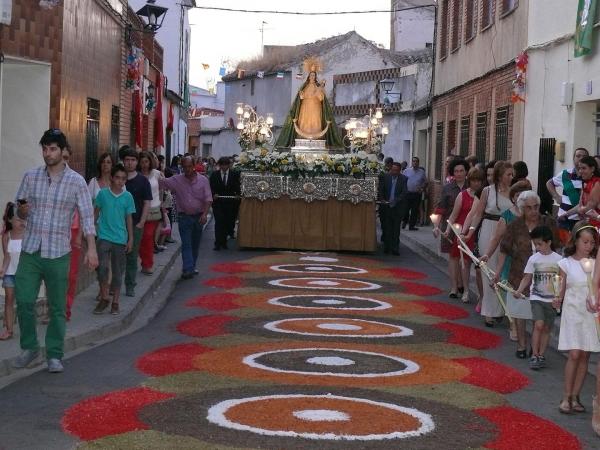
[60,0,123,175]
[0,0,64,125]
[431,62,515,180]
[428,62,515,212]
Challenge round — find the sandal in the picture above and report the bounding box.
[0,330,13,340]
[515,349,527,359]
[461,292,470,303]
[484,320,494,328]
[571,396,586,413]
[449,292,459,299]
[559,398,573,414]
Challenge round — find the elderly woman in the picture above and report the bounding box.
[497,191,559,358]
[433,158,468,298]
[480,180,532,339]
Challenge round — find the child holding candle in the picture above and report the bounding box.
[514,225,562,371]
[555,222,600,415]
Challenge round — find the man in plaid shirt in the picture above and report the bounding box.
[12,129,98,373]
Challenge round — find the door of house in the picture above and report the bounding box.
[537,137,556,215]
[85,98,100,181]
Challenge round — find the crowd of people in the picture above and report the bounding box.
[0,129,240,374]
[425,148,600,433]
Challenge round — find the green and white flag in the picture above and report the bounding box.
[575,0,598,57]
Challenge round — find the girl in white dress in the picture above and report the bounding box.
[556,223,600,415]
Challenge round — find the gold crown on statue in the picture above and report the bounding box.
[303,57,323,74]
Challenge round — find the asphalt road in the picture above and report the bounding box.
[0,227,597,450]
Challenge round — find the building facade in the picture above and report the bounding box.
[212,31,420,159]
[522,0,600,195]
[333,58,432,162]
[390,0,435,52]
[128,0,194,162]
[431,0,529,183]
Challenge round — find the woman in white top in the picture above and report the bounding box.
[138,151,164,274]
[463,161,514,326]
[0,202,26,340]
[88,153,114,200]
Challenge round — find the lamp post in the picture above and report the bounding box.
[136,0,168,33]
[343,107,388,154]
[235,103,274,150]
[379,78,402,105]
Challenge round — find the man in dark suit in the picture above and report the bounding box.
[378,162,407,255]
[209,156,241,250]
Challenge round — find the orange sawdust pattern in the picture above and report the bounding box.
[192,341,468,387]
[223,396,421,436]
[269,277,380,290]
[269,318,408,337]
[231,292,423,317]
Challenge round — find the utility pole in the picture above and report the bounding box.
[260,21,267,55]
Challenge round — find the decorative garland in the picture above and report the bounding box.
[511,52,528,104]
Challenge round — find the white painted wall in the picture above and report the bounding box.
[391,0,435,51]
[522,0,600,190]
[0,59,49,215]
[380,114,414,161]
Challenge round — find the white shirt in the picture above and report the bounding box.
[524,251,563,302]
[6,235,22,276]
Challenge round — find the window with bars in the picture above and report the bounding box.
[85,98,100,181]
[460,116,470,156]
[439,0,449,59]
[465,0,477,41]
[110,105,120,160]
[435,122,444,180]
[475,112,487,163]
[451,0,461,51]
[481,0,494,29]
[501,0,517,16]
[448,119,457,153]
[495,106,509,161]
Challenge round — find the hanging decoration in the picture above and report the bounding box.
[511,51,528,104]
[126,46,143,90]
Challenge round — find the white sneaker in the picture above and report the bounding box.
[47,358,64,373]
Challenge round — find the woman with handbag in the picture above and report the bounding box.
[138,151,164,275]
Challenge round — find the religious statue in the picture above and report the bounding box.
[275,57,343,149]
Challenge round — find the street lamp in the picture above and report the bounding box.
[379,79,402,105]
[136,0,168,32]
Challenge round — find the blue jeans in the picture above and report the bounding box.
[178,213,203,273]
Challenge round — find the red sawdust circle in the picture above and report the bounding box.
[61,387,174,441]
[136,343,210,377]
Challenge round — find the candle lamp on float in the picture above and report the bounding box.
[343,108,388,154]
[235,103,274,150]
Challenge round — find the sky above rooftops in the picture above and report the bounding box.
[189,0,391,90]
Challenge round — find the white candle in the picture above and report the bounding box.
[581,258,593,274]
[453,223,462,234]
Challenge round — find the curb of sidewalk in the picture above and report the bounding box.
[0,242,181,383]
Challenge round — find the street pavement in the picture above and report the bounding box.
[0,222,597,449]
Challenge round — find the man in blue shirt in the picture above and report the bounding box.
[402,156,428,230]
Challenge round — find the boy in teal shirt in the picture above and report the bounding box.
[94,164,135,315]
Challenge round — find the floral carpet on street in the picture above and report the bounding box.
[62,254,581,449]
